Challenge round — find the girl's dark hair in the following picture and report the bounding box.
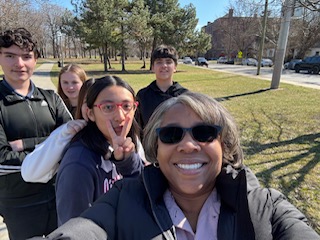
[72,76,140,157]
[75,78,95,119]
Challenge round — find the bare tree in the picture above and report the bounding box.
[0,0,32,32]
[288,8,320,58]
[296,0,320,11]
[39,3,68,59]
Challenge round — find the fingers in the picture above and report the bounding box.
[119,116,131,139]
[122,137,134,152]
[106,120,117,140]
[66,120,87,134]
[106,117,130,145]
[9,139,24,151]
[106,116,135,160]
[113,137,135,160]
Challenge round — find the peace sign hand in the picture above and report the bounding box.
[106,116,135,161]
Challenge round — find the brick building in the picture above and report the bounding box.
[202,9,277,60]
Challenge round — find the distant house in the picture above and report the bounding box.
[202,9,277,60]
[305,42,320,57]
[203,8,320,62]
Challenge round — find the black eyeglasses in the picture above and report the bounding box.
[156,124,222,144]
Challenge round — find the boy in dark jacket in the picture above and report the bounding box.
[135,45,188,130]
[0,28,72,240]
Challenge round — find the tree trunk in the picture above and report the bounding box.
[150,37,158,70]
[121,23,126,72]
[104,42,108,72]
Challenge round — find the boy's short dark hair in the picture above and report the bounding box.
[151,45,178,66]
[0,28,40,58]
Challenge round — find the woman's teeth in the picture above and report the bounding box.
[177,163,203,170]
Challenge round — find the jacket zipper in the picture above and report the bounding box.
[26,99,39,136]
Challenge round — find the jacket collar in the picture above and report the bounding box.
[0,80,44,103]
[216,165,256,239]
[149,80,182,94]
[216,165,260,211]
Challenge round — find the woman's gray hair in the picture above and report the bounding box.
[143,91,243,168]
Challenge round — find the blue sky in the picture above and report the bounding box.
[53,0,230,29]
[178,0,230,28]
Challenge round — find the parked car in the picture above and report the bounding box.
[225,58,235,64]
[261,58,273,67]
[284,59,302,70]
[294,56,320,74]
[242,58,258,66]
[217,56,228,64]
[183,56,193,64]
[195,57,208,67]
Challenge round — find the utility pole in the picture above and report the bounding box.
[257,0,269,75]
[271,0,294,89]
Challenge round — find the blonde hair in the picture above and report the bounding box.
[57,64,87,110]
[143,91,243,168]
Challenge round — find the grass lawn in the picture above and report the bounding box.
[3,58,320,233]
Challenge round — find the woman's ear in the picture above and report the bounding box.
[87,108,95,122]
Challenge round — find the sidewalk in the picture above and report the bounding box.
[32,62,57,91]
[0,62,56,240]
[206,63,320,90]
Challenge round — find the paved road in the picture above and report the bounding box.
[0,62,55,240]
[205,63,320,90]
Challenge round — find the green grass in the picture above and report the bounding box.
[5,58,320,233]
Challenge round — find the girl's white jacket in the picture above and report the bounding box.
[21,121,79,183]
[21,120,147,183]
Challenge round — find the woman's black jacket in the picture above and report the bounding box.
[34,164,320,240]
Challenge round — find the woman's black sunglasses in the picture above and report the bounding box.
[156,124,222,144]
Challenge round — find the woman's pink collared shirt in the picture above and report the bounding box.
[164,188,221,240]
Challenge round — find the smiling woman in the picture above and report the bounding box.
[29,91,320,240]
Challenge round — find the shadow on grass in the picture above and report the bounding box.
[217,88,271,101]
[85,69,154,76]
[50,67,155,76]
[244,132,320,196]
[175,74,238,84]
